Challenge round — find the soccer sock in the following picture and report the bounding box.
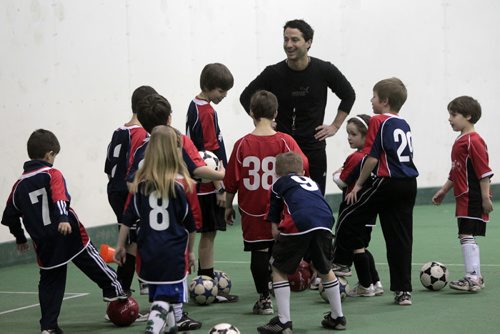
[323,278,343,318]
[273,280,291,324]
[251,250,271,297]
[198,267,215,279]
[172,303,182,322]
[146,301,171,334]
[461,236,481,279]
[365,249,381,283]
[116,253,136,292]
[353,252,372,288]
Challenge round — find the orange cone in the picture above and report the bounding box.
[100,244,116,263]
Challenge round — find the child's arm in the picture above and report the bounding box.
[345,156,378,204]
[332,167,347,190]
[114,224,130,265]
[224,192,236,225]
[480,177,493,214]
[432,179,454,205]
[187,231,196,274]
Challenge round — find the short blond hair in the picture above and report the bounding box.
[275,152,303,177]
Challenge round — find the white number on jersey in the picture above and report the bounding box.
[242,156,276,191]
[29,188,51,226]
[148,193,170,231]
[393,129,413,162]
[291,175,319,191]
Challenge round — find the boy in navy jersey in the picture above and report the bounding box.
[258,152,345,333]
[432,96,493,292]
[345,78,418,306]
[104,85,155,297]
[186,63,238,302]
[2,129,126,334]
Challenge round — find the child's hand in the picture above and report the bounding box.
[432,190,446,205]
[271,223,280,240]
[482,197,493,214]
[188,252,196,274]
[225,208,235,225]
[345,184,361,205]
[16,242,29,253]
[58,222,72,235]
[114,246,127,265]
[216,192,226,208]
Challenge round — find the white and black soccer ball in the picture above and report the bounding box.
[213,270,232,295]
[208,323,241,334]
[420,261,449,291]
[189,275,218,305]
[319,276,349,302]
[199,150,220,183]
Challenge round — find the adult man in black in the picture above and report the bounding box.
[240,19,356,194]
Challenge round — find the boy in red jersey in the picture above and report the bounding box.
[2,129,126,334]
[104,85,155,298]
[345,78,418,306]
[224,90,308,315]
[432,96,493,292]
[186,63,238,303]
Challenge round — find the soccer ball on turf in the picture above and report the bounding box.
[199,150,220,183]
[420,261,449,291]
[189,275,218,305]
[319,276,349,302]
[209,323,241,334]
[213,270,232,295]
[287,260,313,292]
[106,296,139,327]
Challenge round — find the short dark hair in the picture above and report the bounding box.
[447,96,482,124]
[373,77,407,112]
[27,129,60,159]
[136,94,172,133]
[200,63,234,92]
[131,86,157,114]
[275,152,303,177]
[284,19,314,42]
[250,90,278,120]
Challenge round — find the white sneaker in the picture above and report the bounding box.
[374,281,384,296]
[136,312,149,322]
[347,282,375,297]
[309,277,321,290]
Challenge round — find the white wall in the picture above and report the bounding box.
[1,0,499,242]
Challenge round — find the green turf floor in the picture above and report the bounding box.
[1,202,499,333]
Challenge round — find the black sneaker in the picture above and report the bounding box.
[177,312,202,331]
[41,327,64,334]
[257,316,293,333]
[394,291,412,305]
[214,293,239,303]
[321,312,346,330]
[103,292,128,302]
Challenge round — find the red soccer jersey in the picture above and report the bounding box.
[449,132,493,221]
[224,132,309,242]
[339,151,366,193]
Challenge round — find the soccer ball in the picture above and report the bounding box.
[106,296,139,327]
[208,323,241,334]
[213,270,232,295]
[319,277,349,302]
[189,275,218,305]
[420,261,449,291]
[288,260,313,292]
[199,150,220,183]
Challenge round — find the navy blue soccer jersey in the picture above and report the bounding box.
[105,125,147,193]
[267,174,334,235]
[1,160,90,269]
[122,182,196,283]
[364,113,419,178]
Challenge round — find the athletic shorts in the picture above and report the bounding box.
[457,218,486,236]
[197,194,226,233]
[243,240,274,252]
[271,229,333,275]
[148,280,187,304]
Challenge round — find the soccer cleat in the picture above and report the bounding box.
[449,277,482,292]
[374,281,384,296]
[177,312,202,331]
[253,295,274,315]
[103,292,128,302]
[41,327,64,334]
[309,277,321,290]
[136,312,149,322]
[214,293,239,303]
[347,282,375,297]
[394,291,412,305]
[321,312,347,330]
[257,316,293,334]
[331,263,352,277]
